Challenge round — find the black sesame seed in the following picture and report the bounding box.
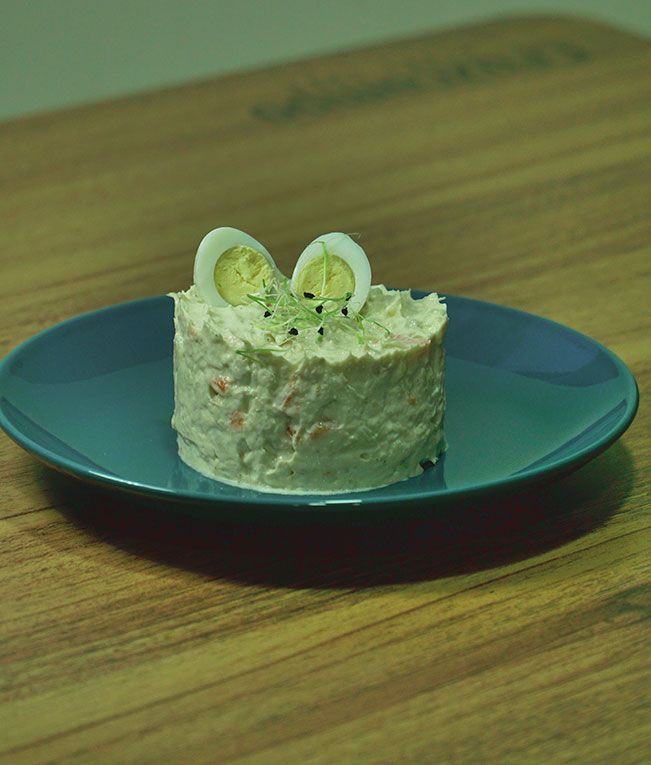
[263,310,271,317]
[288,327,299,335]
[345,292,352,300]
[317,326,324,335]
[303,291,315,299]
[315,304,323,314]
[341,307,348,316]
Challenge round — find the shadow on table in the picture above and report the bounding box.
[38,441,634,589]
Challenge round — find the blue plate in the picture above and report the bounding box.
[0,293,638,516]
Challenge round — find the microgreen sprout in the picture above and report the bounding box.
[238,273,389,358]
[319,241,329,297]
[236,346,284,362]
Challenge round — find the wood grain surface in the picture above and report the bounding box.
[1,15,650,764]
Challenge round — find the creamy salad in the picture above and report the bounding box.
[171,229,447,494]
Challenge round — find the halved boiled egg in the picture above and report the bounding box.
[193,227,278,307]
[290,232,371,314]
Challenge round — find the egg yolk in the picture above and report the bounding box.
[214,246,274,305]
[296,254,355,301]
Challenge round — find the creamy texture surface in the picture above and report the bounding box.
[171,284,447,493]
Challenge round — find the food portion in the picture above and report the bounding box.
[193,227,279,307]
[170,228,447,494]
[291,232,371,314]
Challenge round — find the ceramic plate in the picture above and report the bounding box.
[0,293,638,516]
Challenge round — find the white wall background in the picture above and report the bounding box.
[1,0,649,123]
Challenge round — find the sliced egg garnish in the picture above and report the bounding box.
[290,232,371,314]
[193,227,278,307]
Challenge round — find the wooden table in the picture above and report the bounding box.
[1,15,649,764]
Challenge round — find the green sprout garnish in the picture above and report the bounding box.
[319,240,329,297]
[235,346,284,362]
[235,253,389,359]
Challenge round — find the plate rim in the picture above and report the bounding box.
[0,292,640,509]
